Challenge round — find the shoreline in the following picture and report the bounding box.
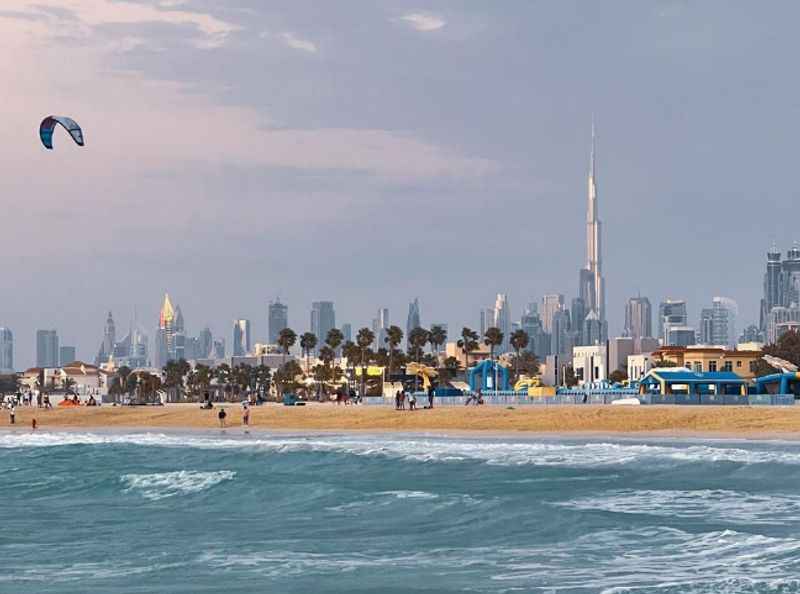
[1,403,800,441]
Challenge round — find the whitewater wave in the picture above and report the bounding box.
[552,489,800,525]
[197,527,800,592]
[3,431,800,468]
[120,470,235,500]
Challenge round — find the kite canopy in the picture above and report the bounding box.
[39,116,84,150]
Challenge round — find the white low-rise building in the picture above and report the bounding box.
[572,345,607,384]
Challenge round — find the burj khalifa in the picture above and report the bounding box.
[578,122,607,342]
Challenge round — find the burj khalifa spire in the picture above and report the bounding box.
[578,119,607,342]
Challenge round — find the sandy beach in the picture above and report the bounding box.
[2,403,800,437]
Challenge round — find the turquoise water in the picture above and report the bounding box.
[3,431,800,593]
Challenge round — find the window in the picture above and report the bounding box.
[693,362,702,372]
[709,361,718,372]
[736,360,742,368]
[723,361,733,372]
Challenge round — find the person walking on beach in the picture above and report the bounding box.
[241,402,250,429]
[395,390,401,410]
[408,391,416,411]
[9,405,15,425]
[427,385,435,409]
[218,407,227,428]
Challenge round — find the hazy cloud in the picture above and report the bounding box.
[281,31,318,53]
[399,12,446,32]
[4,0,239,47]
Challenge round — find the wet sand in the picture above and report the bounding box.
[3,403,800,438]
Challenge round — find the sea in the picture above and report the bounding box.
[2,431,800,593]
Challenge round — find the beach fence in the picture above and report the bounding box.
[363,391,797,407]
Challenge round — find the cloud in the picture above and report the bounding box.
[280,31,317,53]
[399,12,446,32]
[2,0,239,48]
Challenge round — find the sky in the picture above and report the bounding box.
[1,1,798,368]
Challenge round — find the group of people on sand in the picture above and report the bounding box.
[395,386,435,411]
[216,401,251,430]
[334,387,359,405]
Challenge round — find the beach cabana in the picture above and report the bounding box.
[639,369,748,398]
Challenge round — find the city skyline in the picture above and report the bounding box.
[2,2,799,367]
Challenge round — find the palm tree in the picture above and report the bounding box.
[443,356,461,380]
[408,327,429,363]
[299,332,318,374]
[318,345,336,399]
[510,329,530,380]
[429,325,447,356]
[384,325,404,376]
[457,327,479,371]
[356,327,375,398]
[63,377,77,395]
[325,328,344,353]
[483,327,504,363]
[278,328,297,365]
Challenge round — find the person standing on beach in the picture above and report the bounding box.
[242,402,250,430]
[9,405,15,425]
[427,385,435,409]
[218,407,227,428]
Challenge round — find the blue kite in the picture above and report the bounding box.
[39,116,85,150]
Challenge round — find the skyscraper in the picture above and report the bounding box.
[59,346,76,366]
[659,299,688,343]
[0,328,14,373]
[311,301,336,352]
[232,319,252,356]
[541,294,565,334]
[406,298,421,344]
[624,296,653,344]
[578,121,606,340]
[95,311,116,365]
[699,297,737,348]
[493,293,511,352]
[480,307,494,337]
[341,323,352,343]
[268,299,288,344]
[155,294,178,367]
[36,329,59,368]
[197,327,213,359]
[372,308,389,349]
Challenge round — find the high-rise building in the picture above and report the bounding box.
[155,294,178,368]
[659,299,688,343]
[493,293,511,352]
[372,308,389,350]
[577,121,607,341]
[760,245,800,342]
[59,346,76,366]
[666,326,696,347]
[213,338,226,359]
[0,328,14,373]
[197,327,213,359]
[36,329,59,368]
[341,323,352,343]
[570,297,586,346]
[268,299,288,344]
[739,324,763,344]
[112,314,149,368]
[480,307,494,337]
[624,296,653,344]
[311,301,335,353]
[95,311,116,365]
[521,311,549,357]
[541,294,565,334]
[550,309,572,355]
[698,297,737,347]
[406,298,421,344]
[232,319,252,356]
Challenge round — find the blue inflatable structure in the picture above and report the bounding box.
[467,360,510,392]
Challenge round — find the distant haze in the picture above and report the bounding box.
[0,1,794,367]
